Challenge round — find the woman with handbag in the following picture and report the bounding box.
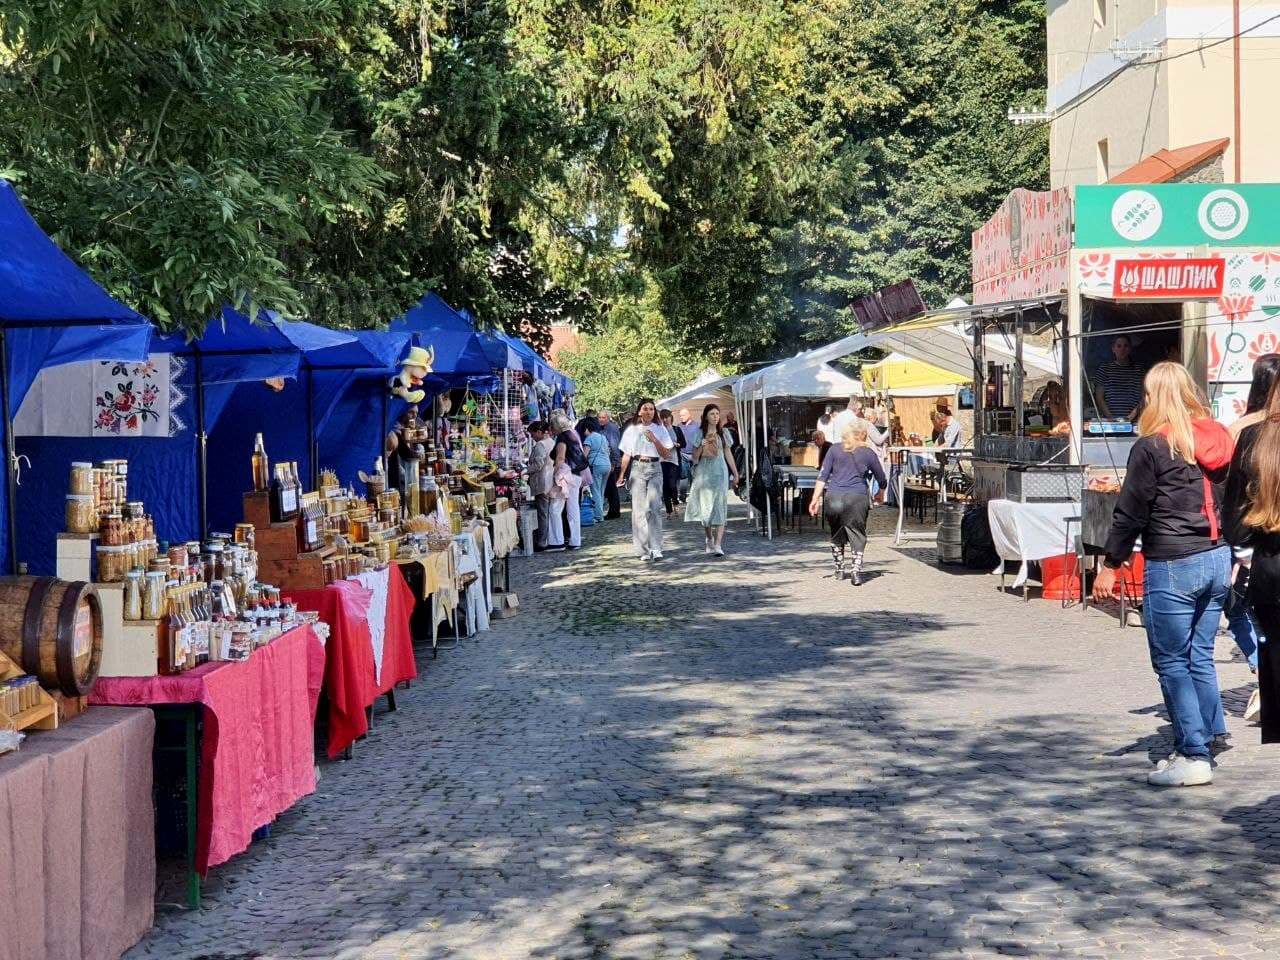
[1094,362,1234,787]
[547,410,587,550]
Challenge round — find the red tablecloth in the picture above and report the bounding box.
[285,564,417,759]
[89,624,324,874]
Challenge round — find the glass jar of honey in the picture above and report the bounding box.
[65,494,97,534]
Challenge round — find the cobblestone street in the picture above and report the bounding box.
[132,504,1280,960]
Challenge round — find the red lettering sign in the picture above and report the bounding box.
[1111,257,1226,299]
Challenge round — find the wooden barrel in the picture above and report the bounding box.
[937,501,966,565]
[0,577,102,696]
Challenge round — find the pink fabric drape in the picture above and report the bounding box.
[90,624,324,873]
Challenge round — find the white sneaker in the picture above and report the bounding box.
[713,545,724,556]
[705,543,712,555]
[1147,755,1213,787]
[1245,688,1262,722]
[650,552,664,561]
[638,552,652,561]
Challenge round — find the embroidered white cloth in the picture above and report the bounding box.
[352,567,390,684]
[15,354,184,437]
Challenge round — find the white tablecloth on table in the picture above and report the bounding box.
[986,499,1080,588]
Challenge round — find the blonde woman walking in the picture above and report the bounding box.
[618,398,674,561]
[808,423,886,585]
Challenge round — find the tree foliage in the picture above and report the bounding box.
[0,0,1047,359]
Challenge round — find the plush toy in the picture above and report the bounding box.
[389,345,435,404]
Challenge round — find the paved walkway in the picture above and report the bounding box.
[132,503,1280,960]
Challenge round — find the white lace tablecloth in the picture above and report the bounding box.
[351,567,390,684]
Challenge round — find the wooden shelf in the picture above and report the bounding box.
[0,649,59,733]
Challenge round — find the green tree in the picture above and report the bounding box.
[0,0,387,331]
[557,291,727,415]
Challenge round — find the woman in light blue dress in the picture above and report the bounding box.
[685,404,740,555]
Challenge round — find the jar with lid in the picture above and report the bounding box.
[143,570,166,620]
[122,570,143,620]
[96,544,124,583]
[234,523,256,549]
[69,462,94,496]
[65,494,96,534]
[202,543,225,583]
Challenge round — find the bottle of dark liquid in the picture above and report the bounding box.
[270,463,299,522]
[251,433,270,492]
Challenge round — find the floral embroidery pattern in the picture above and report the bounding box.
[93,362,164,435]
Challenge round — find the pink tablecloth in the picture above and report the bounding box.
[0,708,155,960]
[90,624,324,874]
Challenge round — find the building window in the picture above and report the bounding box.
[1094,0,1106,28]
[1097,139,1110,183]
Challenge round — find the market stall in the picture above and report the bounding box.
[0,180,153,573]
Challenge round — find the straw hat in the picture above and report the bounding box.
[402,345,435,370]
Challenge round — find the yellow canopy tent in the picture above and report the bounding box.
[861,352,969,394]
[862,353,968,440]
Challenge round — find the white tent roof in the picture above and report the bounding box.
[660,369,736,409]
[736,298,1063,400]
[736,354,863,401]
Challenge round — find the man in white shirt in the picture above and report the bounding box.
[618,404,675,560]
[526,421,555,550]
[939,408,964,448]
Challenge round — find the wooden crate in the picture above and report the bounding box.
[254,521,303,562]
[242,491,273,530]
[257,551,327,592]
[0,649,58,733]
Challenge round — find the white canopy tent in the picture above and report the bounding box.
[733,297,1064,538]
[660,368,737,414]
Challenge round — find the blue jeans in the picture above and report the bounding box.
[1226,586,1261,671]
[589,463,609,522]
[1143,546,1231,760]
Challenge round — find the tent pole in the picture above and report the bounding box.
[0,328,18,574]
[306,364,317,490]
[763,394,772,541]
[194,351,208,539]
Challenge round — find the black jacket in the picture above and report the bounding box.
[1223,423,1280,601]
[1104,434,1227,567]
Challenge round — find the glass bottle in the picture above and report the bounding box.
[252,433,271,492]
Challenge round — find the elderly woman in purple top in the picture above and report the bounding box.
[808,422,886,585]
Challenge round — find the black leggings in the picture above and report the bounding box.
[661,461,680,512]
[824,491,870,553]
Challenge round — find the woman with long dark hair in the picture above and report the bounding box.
[1227,354,1280,719]
[1225,373,1280,743]
[617,398,674,561]
[1095,363,1235,787]
[685,403,740,556]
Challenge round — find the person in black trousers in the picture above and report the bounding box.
[658,408,686,515]
[807,422,886,585]
[1224,375,1280,744]
[599,409,623,519]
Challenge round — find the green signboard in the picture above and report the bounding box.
[1075,184,1280,248]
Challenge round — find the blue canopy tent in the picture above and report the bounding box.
[0,180,152,572]
[202,325,411,531]
[150,307,304,536]
[495,331,576,395]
